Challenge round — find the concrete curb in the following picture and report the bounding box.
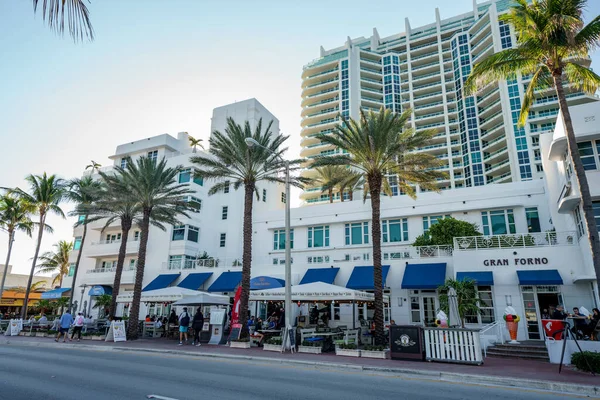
[3,339,599,397]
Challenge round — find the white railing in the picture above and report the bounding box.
[454,231,578,251]
[423,327,483,365]
[479,320,505,357]
[86,266,135,274]
[90,237,140,246]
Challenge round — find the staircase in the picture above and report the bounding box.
[486,342,550,362]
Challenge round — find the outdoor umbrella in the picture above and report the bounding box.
[448,287,461,327]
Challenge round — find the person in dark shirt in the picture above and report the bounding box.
[571,307,589,339]
[552,305,567,320]
[191,309,204,346]
[168,310,178,325]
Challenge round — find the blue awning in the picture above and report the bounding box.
[178,273,213,290]
[300,268,339,285]
[88,285,113,296]
[517,269,563,285]
[456,272,494,286]
[207,271,242,292]
[402,263,447,289]
[41,288,71,299]
[250,276,285,290]
[142,274,180,292]
[346,265,390,290]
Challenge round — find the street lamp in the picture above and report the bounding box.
[245,137,292,348]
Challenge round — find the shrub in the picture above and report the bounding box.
[301,340,320,347]
[47,330,57,335]
[571,351,600,373]
[363,345,387,352]
[338,343,357,350]
[232,338,250,343]
[266,337,282,345]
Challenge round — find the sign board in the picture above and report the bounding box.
[8,319,22,336]
[209,325,222,345]
[202,322,210,332]
[390,325,424,361]
[228,323,242,342]
[210,309,226,325]
[105,321,127,342]
[281,326,295,353]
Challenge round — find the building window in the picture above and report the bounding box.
[273,229,294,250]
[578,141,599,170]
[308,226,330,248]
[184,196,202,212]
[105,233,121,243]
[222,206,228,220]
[422,215,450,234]
[281,192,286,204]
[382,218,408,242]
[74,237,82,250]
[147,150,158,162]
[574,206,585,238]
[129,259,137,268]
[68,263,76,277]
[120,158,128,169]
[179,168,191,183]
[345,222,369,245]
[593,201,600,232]
[224,181,230,194]
[481,209,516,235]
[263,189,267,202]
[526,207,541,233]
[134,231,140,241]
[169,255,196,269]
[78,215,86,222]
[465,286,495,324]
[219,233,226,248]
[307,255,330,264]
[172,225,185,241]
[100,260,117,270]
[187,225,199,243]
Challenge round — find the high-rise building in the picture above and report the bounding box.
[300,0,597,204]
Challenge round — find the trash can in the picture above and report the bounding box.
[389,325,424,361]
[541,319,566,340]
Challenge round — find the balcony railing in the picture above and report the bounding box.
[453,231,578,251]
[86,266,136,274]
[90,237,140,246]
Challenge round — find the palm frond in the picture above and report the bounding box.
[33,0,94,42]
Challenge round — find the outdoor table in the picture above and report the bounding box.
[305,331,343,352]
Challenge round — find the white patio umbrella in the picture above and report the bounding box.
[172,292,230,306]
[448,287,461,328]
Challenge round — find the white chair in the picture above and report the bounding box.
[300,328,316,343]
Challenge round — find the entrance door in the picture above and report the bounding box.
[423,296,437,327]
[521,291,540,339]
[409,290,438,327]
[521,286,561,340]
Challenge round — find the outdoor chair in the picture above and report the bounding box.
[143,322,161,338]
[300,328,316,343]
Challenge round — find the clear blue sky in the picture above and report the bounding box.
[0,0,599,276]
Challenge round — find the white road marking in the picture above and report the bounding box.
[146,395,180,400]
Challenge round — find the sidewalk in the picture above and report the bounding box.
[3,335,599,396]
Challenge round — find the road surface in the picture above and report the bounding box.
[0,344,591,400]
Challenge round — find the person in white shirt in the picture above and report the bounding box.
[71,313,85,341]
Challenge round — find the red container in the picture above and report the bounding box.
[541,319,565,339]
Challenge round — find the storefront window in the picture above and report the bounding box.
[345,222,369,245]
[308,226,329,248]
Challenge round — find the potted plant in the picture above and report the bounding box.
[335,343,361,357]
[230,338,251,349]
[298,340,322,354]
[361,345,389,359]
[263,337,282,352]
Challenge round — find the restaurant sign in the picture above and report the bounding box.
[483,257,549,267]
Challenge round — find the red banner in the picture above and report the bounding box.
[231,286,242,325]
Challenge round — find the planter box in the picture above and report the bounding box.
[230,341,251,349]
[298,345,322,354]
[361,350,389,359]
[335,348,361,357]
[91,335,105,341]
[262,343,282,352]
[81,336,92,340]
[18,332,25,336]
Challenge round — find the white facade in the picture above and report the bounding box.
[299,0,597,204]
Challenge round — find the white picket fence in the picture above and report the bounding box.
[423,327,483,365]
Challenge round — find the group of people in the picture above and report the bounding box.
[542,305,600,340]
[53,310,87,342]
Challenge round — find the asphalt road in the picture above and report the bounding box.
[0,344,592,400]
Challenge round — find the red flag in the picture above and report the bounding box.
[231,286,242,325]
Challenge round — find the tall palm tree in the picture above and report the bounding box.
[66,176,103,309]
[37,240,73,288]
[12,173,66,318]
[118,157,194,339]
[33,0,94,42]
[313,166,345,203]
[188,135,205,153]
[85,160,101,172]
[312,108,446,344]
[0,194,35,303]
[464,0,600,288]
[191,117,306,337]
[336,169,363,202]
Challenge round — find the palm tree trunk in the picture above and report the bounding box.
[328,188,333,203]
[238,184,254,338]
[0,229,15,304]
[368,173,385,345]
[349,191,354,201]
[127,209,150,340]
[21,213,46,319]
[109,219,132,318]
[68,218,87,310]
[553,74,600,290]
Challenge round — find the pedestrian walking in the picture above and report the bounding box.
[191,308,204,346]
[71,312,85,341]
[55,310,74,343]
[178,307,191,346]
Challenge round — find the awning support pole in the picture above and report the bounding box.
[352,300,356,330]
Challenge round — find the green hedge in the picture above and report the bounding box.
[571,351,600,373]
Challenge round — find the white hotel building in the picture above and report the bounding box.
[61,99,600,342]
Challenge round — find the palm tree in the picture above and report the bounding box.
[188,135,205,153]
[438,278,481,328]
[36,299,55,315]
[336,169,363,202]
[66,176,103,309]
[118,156,194,339]
[12,173,66,318]
[36,240,73,288]
[33,0,94,42]
[0,194,35,303]
[312,108,446,344]
[92,294,112,318]
[191,117,306,338]
[85,160,101,172]
[464,0,600,288]
[313,166,345,203]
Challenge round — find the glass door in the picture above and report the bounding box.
[521,288,540,339]
[423,296,437,327]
